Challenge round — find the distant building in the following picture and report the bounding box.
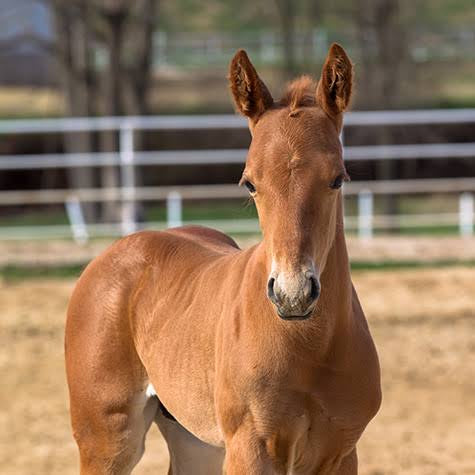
[0,0,55,86]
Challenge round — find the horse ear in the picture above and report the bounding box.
[316,43,353,117]
[229,49,274,122]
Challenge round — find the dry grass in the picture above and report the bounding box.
[0,87,63,118]
[1,267,474,474]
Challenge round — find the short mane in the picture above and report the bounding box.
[279,75,317,111]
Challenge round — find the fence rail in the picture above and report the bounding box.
[2,109,475,134]
[1,110,474,241]
[2,178,475,206]
[3,142,475,171]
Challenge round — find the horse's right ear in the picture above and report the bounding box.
[228,50,274,123]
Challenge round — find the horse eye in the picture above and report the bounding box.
[244,180,256,194]
[330,174,345,190]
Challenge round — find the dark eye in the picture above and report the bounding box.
[243,180,256,194]
[330,174,345,190]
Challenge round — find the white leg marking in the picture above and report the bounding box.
[146,382,157,398]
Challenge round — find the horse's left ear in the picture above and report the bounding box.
[316,43,353,118]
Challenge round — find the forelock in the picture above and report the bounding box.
[279,76,317,111]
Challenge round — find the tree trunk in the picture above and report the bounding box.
[275,0,297,79]
[50,0,159,227]
[355,0,407,224]
[53,2,98,223]
[99,9,127,222]
[129,0,158,116]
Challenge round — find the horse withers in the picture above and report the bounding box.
[65,44,381,474]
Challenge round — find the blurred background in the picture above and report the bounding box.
[0,1,474,474]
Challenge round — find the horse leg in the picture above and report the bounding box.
[66,304,158,474]
[69,382,158,475]
[154,402,224,475]
[337,449,358,475]
[223,430,277,475]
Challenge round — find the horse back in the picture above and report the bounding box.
[165,225,240,252]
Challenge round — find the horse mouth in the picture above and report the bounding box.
[277,310,313,321]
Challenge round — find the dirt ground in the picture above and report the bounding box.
[1,267,474,474]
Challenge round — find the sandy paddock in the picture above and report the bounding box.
[1,267,474,474]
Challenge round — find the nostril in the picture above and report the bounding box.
[267,277,278,303]
[309,276,320,301]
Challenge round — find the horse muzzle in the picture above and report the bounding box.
[267,269,320,320]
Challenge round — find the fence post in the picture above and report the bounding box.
[120,123,136,235]
[459,192,474,237]
[358,189,373,240]
[167,191,182,228]
[65,196,88,245]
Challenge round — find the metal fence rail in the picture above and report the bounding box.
[3,142,475,171]
[2,178,475,205]
[0,110,474,240]
[1,109,475,134]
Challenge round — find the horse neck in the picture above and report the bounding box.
[319,205,353,322]
[322,198,352,292]
[248,202,353,358]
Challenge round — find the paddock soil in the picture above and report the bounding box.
[1,268,474,474]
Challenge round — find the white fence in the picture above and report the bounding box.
[0,109,475,241]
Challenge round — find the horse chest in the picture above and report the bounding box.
[242,389,363,474]
[216,353,373,471]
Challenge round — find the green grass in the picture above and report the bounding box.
[0,202,257,227]
[374,225,461,236]
[0,209,69,227]
[0,200,470,237]
[350,259,475,272]
[0,264,85,281]
[145,201,257,222]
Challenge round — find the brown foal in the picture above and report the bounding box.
[66,44,381,474]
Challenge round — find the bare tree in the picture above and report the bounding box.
[355,0,407,109]
[302,0,324,62]
[275,0,297,79]
[354,0,408,219]
[98,0,159,220]
[52,1,99,221]
[48,0,159,223]
[126,0,158,116]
